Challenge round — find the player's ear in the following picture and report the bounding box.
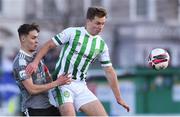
[21,35,25,41]
[86,19,91,23]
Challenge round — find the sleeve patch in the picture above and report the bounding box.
[19,70,26,78]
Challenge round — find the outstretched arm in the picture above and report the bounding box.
[103,66,130,112]
[22,73,72,95]
[26,40,56,74]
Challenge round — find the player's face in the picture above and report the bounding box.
[22,30,39,53]
[86,16,106,36]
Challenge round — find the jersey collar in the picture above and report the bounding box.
[83,27,98,38]
[20,49,34,57]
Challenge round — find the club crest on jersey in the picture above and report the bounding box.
[19,70,26,77]
[63,91,70,97]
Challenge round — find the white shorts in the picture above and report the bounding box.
[48,81,98,111]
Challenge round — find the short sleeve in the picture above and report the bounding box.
[52,27,72,46]
[99,43,112,67]
[14,59,30,81]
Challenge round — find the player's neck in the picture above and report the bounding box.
[20,47,34,56]
[85,26,96,36]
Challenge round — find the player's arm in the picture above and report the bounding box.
[103,66,130,112]
[98,42,127,108]
[22,73,71,95]
[26,40,56,74]
[26,28,71,74]
[35,40,56,64]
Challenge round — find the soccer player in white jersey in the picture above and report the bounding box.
[26,6,130,116]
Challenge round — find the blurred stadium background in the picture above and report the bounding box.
[1,0,180,116]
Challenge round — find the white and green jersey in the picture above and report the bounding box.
[52,27,112,81]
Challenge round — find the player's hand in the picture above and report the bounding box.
[55,73,72,86]
[117,98,130,112]
[26,62,38,74]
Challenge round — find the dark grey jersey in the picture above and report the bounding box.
[13,50,51,112]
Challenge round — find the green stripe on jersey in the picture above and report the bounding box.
[52,43,69,80]
[100,40,105,53]
[64,30,81,74]
[80,37,97,79]
[72,34,89,79]
[55,35,62,45]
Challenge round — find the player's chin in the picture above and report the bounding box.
[96,29,102,34]
[33,45,38,50]
[30,48,36,52]
[94,31,100,35]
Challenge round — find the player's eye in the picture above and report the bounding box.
[32,36,38,39]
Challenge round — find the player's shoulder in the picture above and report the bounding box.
[63,27,84,35]
[65,26,83,31]
[96,35,105,42]
[13,51,27,68]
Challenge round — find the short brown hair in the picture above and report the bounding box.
[18,23,40,38]
[86,6,107,20]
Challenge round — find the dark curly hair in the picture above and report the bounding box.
[17,23,40,38]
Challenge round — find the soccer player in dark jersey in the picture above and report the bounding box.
[13,23,72,116]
